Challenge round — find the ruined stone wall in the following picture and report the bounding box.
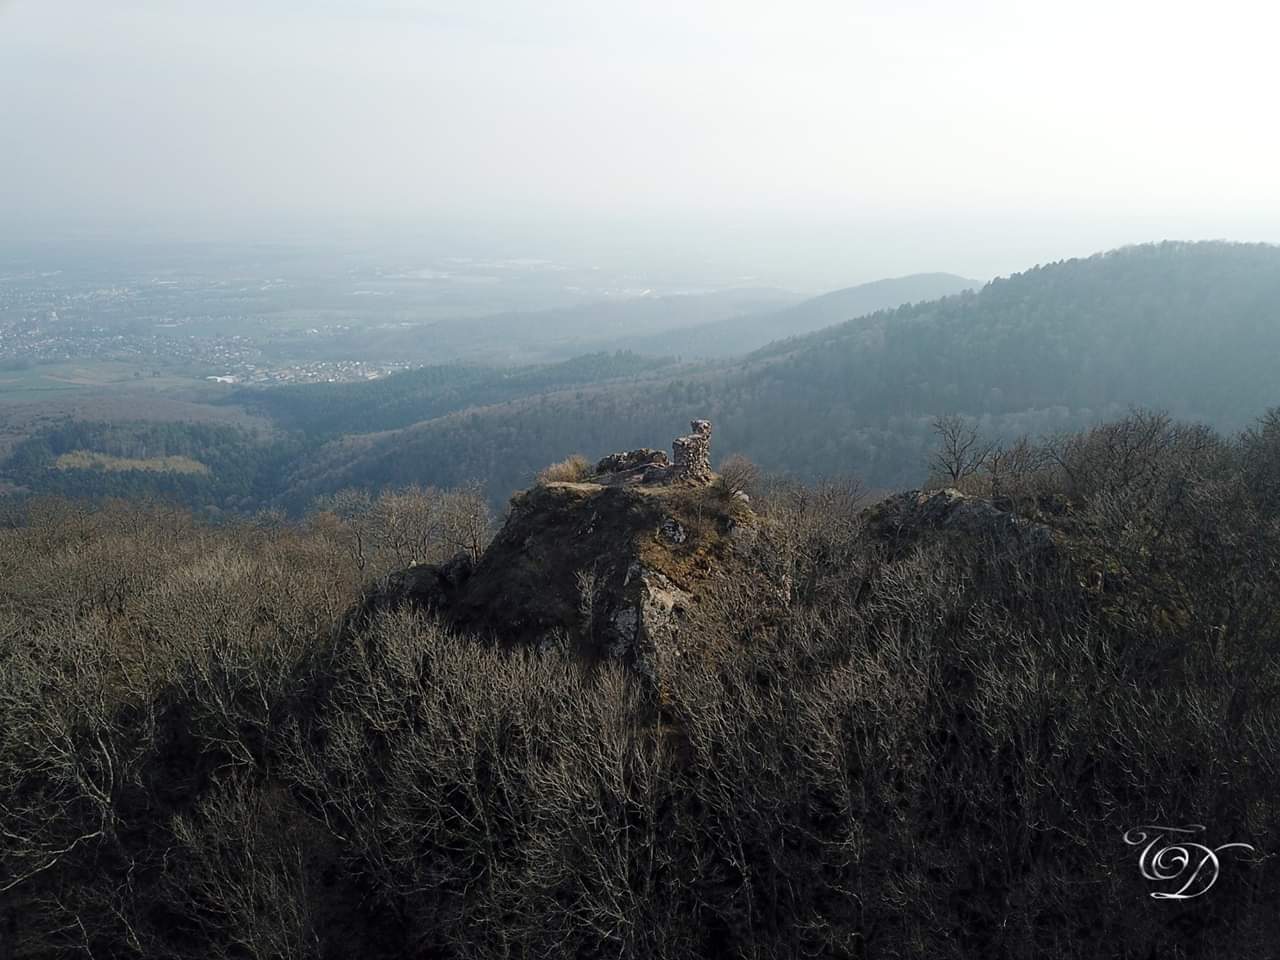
[590,419,715,487]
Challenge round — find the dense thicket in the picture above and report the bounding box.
[2,411,1277,958]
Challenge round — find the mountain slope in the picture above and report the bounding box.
[319,287,803,364]
[278,242,1280,505]
[605,272,978,357]
[228,351,680,439]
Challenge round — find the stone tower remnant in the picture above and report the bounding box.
[671,419,714,485]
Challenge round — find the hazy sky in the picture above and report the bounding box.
[3,0,1279,287]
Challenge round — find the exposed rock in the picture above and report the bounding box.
[863,487,1058,562]
[348,551,474,630]
[345,419,763,691]
[594,448,670,485]
[659,517,687,544]
[608,562,690,687]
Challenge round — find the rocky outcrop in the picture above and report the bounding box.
[863,487,1058,562]
[350,471,758,694]
[601,561,692,687]
[348,551,475,629]
[594,448,670,485]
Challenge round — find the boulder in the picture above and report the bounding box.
[594,448,670,485]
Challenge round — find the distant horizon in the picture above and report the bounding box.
[5,1,1280,290]
[4,212,1277,296]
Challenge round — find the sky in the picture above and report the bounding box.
[2,0,1279,288]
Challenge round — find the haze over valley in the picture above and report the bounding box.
[4,3,1280,958]
[2,239,1277,512]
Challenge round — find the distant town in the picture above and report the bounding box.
[0,308,414,384]
[0,245,696,391]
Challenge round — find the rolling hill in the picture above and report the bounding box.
[6,241,1278,513]
[315,286,803,364]
[605,271,979,357]
[276,241,1280,506]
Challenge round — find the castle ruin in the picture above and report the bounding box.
[592,419,716,487]
[671,419,714,485]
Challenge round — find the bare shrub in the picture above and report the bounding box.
[536,453,592,484]
[714,452,760,498]
[313,483,493,575]
[980,433,1054,501]
[369,484,443,567]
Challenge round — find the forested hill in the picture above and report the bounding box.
[749,240,1279,420]
[278,241,1280,505]
[607,271,977,357]
[229,351,679,439]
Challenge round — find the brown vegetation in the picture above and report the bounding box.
[536,453,592,485]
[2,411,1279,958]
[53,450,211,475]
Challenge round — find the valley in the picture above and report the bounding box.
[4,240,1275,514]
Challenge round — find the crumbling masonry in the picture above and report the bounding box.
[671,419,713,485]
[592,419,716,487]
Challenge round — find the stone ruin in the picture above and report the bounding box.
[592,419,715,487]
[672,419,714,485]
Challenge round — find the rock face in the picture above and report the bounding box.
[603,561,691,688]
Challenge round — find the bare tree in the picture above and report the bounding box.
[929,414,992,486]
[318,488,374,572]
[371,484,442,567]
[440,484,493,561]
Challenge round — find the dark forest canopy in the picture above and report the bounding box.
[3,410,1279,957]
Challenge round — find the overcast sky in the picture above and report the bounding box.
[3,0,1279,287]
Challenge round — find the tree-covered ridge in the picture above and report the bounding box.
[278,241,1280,501]
[606,271,977,357]
[4,241,1279,511]
[230,350,678,439]
[2,420,299,512]
[752,240,1280,421]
